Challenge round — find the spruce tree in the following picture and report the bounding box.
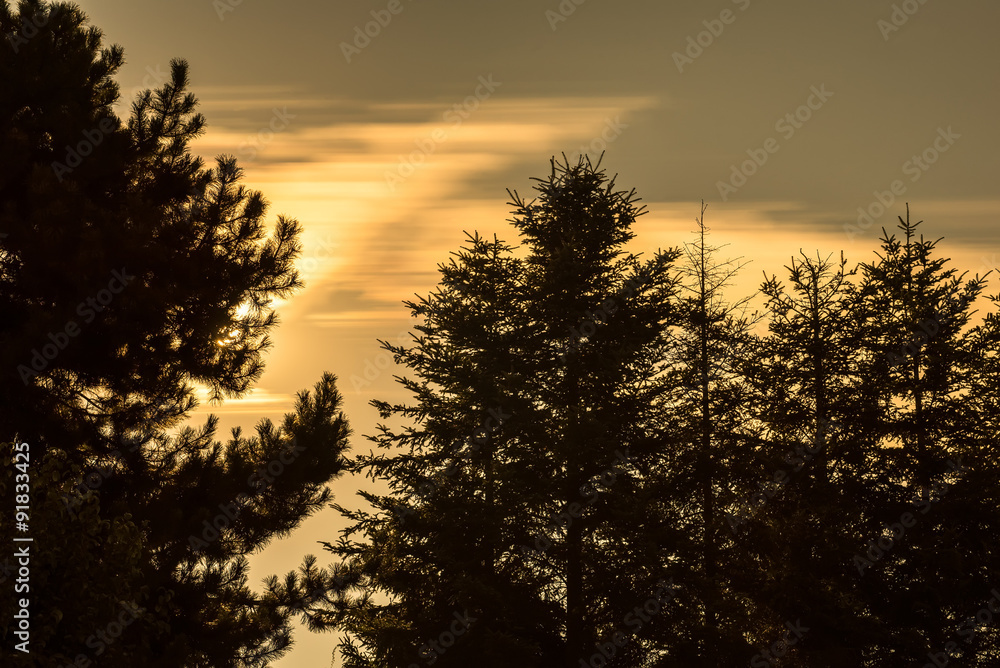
[743,248,880,665]
[510,157,680,667]
[642,205,764,665]
[306,156,682,667]
[848,208,1000,663]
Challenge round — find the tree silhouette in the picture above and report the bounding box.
[644,205,765,665]
[509,157,680,667]
[745,248,876,665]
[0,2,351,665]
[847,210,999,663]
[301,184,1000,666]
[304,156,683,667]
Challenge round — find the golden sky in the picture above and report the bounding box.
[71,0,1000,664]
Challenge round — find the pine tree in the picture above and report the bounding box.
[0,2,351,664]
[737,211,1000,665]
[301,230,557,667]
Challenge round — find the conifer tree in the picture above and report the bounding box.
[744,209,1000,665]
[642,205,764,665]
[847,208,1000,663]
[743,249,880,665]
[307,156,682,667]
[0,2,351,665]
[511,157,680,667]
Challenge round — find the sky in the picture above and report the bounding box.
[71,0,1000,664]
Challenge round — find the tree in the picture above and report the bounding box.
[509,157,680,667]
[305,155,682,667]
[0,2,351,665]
[959,277,1000,666]
[643,205,765,666]
[0,444,150,664]
[743,248,880,665]
[741,208,1000,665]
[847,209,1000,664]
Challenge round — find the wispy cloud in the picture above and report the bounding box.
[184,91,1000,435]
